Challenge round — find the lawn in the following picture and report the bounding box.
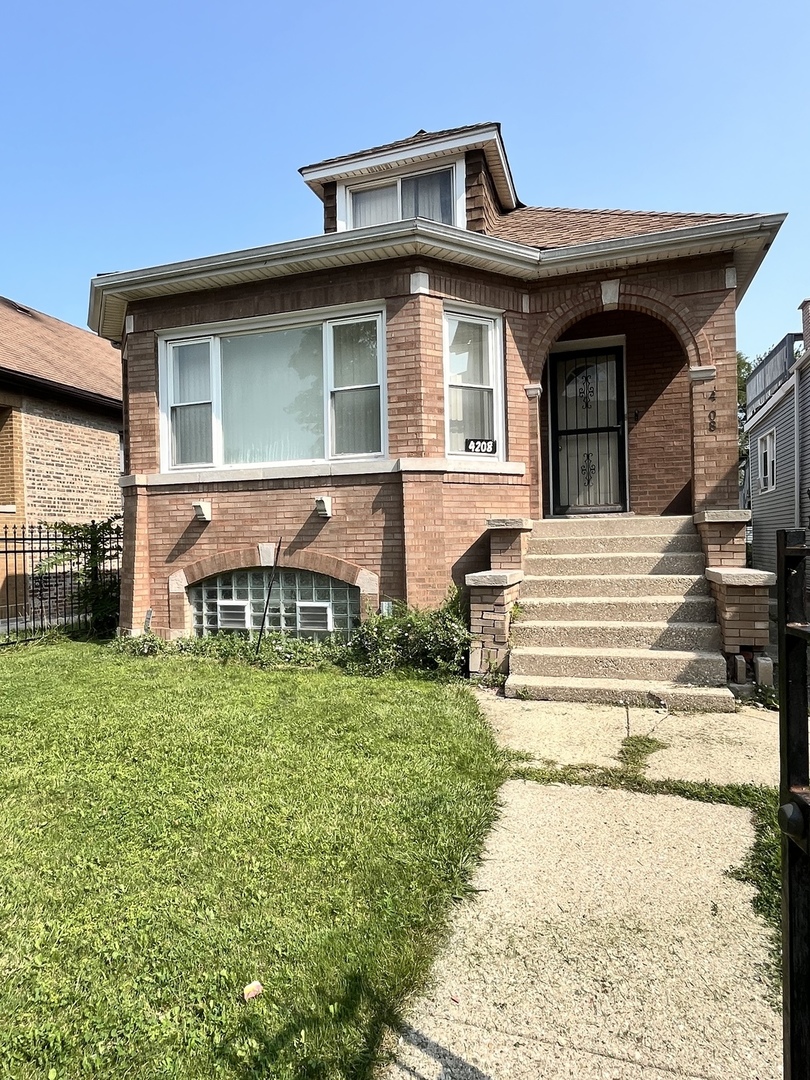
[0,641,506,1079]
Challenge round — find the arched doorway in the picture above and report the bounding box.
[540,309,692,517]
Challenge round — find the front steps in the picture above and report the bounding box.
[504,515,735,711]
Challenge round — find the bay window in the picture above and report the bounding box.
[444,310,504,458]
[162,310,384,470]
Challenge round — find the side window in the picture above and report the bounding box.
[444,311,503,458]
[758,429,776,492]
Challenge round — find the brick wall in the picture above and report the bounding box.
[20,399,121,523]
[119,253,742,634]
[0,404,25,520]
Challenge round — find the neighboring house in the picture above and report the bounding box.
[89,123,784,706]
[0,295,123,525]
[745,306,809,577]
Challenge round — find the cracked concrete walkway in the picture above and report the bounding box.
[385,695,781,1079]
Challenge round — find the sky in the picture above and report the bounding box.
[1,0,807,362]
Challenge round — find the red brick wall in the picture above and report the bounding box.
[551,310,692,515]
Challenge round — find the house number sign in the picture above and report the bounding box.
[465,439,497,454]
[708,388,717,432]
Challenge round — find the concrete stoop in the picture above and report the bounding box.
[504,515,736,711]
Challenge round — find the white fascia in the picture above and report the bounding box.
[88,214,785,342]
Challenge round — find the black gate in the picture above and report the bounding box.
[777,528,810,1079]
[549,347,627,514]
[0,521,122,644]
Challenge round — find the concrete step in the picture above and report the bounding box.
[521,574,710,598]
[517,595,717,623]
[531,515,694,538]
[525,553,705,577]
[511,620,721,651]
[527,533,703,555]
[509,646,727,685]
[503,674,736,712]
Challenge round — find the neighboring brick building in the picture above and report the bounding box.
[89,123,784,705]
[0,296,123,525]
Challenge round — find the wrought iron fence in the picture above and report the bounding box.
[0,520,122,644]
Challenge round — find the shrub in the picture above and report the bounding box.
[342,592,471,677]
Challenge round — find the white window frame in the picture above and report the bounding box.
[758,428,776,492]
[337,158,466,231]
[442,306,505,461]
[158,305,387,473]
[296,601,333,633]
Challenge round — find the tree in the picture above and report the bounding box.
[738,351,752,469]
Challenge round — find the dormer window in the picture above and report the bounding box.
[351,167,455,228]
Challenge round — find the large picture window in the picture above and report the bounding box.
[444,310,504,457]
[162,311,384,470]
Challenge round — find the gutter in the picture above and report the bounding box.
[0,367,122,418]
[89,213,786,341]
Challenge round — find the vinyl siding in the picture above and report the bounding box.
[799,365,810,533]
[749,389,796,576]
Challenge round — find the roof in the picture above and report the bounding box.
[300,122,499,173]
[300,122,519,212]
[0,296,121,406]
[489,206,756,249]
[89,213,786,343]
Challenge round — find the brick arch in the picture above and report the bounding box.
[167,545,379,635]
[528,281,712,383]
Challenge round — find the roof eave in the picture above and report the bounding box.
[299,123,519,211]
[89,214,785,342]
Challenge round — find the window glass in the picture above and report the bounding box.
[221,326,324,464]
[333,321,378,387]
[173,341,210,402]
[352,184,398,228]
[448,387,494,453]
[401,169,453,224]
[447,318,489,385]
[333,387,381,455]
[171,403,213,465]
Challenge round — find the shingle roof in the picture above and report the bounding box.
[301,123,498,173]
[489,206,753,249]
[0,296,121,404]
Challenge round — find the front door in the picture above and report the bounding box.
[549,347,627,514]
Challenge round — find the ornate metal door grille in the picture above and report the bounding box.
[549,347,627,515]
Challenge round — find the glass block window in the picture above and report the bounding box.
[188,568,361,640]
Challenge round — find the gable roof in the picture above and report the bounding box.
[0,296,121,406]
[489,206,756,249]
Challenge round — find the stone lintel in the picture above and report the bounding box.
[466,570,523,587]
[486,517,533,532]
[705,567,776,587]
[689,366,717,383]
[168,570,188,593]
[694,509,751,524]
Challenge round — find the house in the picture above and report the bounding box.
[0,295,123,525]
[745,304,808,580]
[88,123,784,707]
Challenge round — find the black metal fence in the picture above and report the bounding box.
[0,521,123,644]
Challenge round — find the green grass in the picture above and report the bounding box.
[0,641,507,1078]
[513,735,782,994]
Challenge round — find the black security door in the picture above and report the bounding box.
[549,347,627,514]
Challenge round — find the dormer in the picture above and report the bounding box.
[299,122,520,235]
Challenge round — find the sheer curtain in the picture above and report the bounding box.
[331,321,381,454]
[352,184,398,227]
[171,341,213,465]
[401,170,453,224]
[221,326,324,463]
[446,317,493,452]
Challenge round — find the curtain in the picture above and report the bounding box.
[332,387,381,454]
[352,184,398,227]
[221,326,324,464]
[402,170,453,224]
[172,341,212,465]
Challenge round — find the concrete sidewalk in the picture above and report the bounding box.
[385,695,781,1079]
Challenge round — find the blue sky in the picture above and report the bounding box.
[1,0,807,361]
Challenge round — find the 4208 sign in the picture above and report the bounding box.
[465,439,497,454]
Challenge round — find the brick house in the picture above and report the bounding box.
[89,123,784,706]
[0,296,122,524]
